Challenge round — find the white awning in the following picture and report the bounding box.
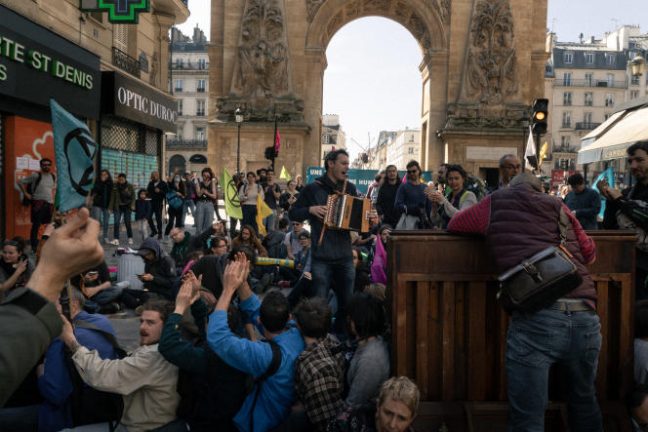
[578,106,648,164]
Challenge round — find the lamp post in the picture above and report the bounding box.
[235,108,244,175]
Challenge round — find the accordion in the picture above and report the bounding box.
[324,194,372,233]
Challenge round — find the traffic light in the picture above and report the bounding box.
[264,146,277,160]
[531,98,548,135]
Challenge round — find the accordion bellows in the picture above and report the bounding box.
[324,194,371,233]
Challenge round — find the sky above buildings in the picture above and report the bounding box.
[177,1,647,159]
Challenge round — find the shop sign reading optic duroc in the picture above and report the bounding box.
[103,71,177,132]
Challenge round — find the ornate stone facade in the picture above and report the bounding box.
[209,0,548,178]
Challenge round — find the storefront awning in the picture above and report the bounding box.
[578,106,648,164]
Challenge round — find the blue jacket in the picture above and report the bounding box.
[394,181,431,217]
[37,312,118,432]
[208,295,305,432]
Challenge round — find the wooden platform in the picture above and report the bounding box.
[389,231,636,431]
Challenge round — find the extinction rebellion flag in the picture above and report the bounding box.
[50,99,97,212]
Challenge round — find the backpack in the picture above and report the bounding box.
[65,320,126,430]
[465,175,487,202]
[22,172,56,206]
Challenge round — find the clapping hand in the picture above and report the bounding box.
[175,273,201,314]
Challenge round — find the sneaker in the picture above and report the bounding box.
[111,239,120,246]
[128,238,134,245]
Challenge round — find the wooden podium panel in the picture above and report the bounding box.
[389,231,636,430]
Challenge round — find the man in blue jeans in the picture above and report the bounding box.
[448,173,602,431]
[289,150,357,335]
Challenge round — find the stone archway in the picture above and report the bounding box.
[209,0,547,176]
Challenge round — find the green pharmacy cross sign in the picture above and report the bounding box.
[80,0,150,24]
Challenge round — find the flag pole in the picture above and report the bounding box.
[272,110,277,172]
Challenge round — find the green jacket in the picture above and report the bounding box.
[109,182,135,211]
[0,288,62,406]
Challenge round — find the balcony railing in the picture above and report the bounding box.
[555,79,627,89]
[167,139,207,149]
[170,63,209,71]
[575,122,601,131]
[112,47,141,78]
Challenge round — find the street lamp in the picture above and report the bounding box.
[235,108,244,175]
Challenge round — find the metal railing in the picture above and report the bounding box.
[575,122,601,130]
[167,139,207,149]
[112,47,141,78]
[555,79,627,89]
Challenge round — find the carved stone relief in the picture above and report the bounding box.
[464,0,518,105]
[307,0,325,22]
[219,0,303,121]
[445,103,528,130]
[436,0,450,24]
[149,52,159,87]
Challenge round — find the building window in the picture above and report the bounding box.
[563,52,573,64]
[607,73,614,87]
[113,24,128,52]
[197,79,206,92]
[177,99,183,115]
[174,79,183,92]
[584,112,593,124]
[196,99,205,116]
[175,58,184,69]
[560,136,571,149]
[632,75,641,85]
[585,73,594,86]
[606,53,616,66]
[177,126,183,139]
[605,94,614,107]
[198,58,207,69]
[631,90,640,99]
[562,111,571,128]
[584,92,593,106]
[585,52,594,64]
[196,127,205,141]
[563,73,572,86]
[563,92,572,106]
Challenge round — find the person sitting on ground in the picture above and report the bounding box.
[427,164,477,229]
[207,255,305,432]
[121,238,176,309]
[194,220,230,254]
[345,292,390,407]
[59,299,183,431]
[37,288,121,432]
[294,297,346,432]
[159,273,248,432]
[284,221,305,260]
[70,261,125,314]
[627,384,648,432]
[328,376,420,432]
[636,301,648,385]
[352,247,371,294]
[263,218,289,259]
[286,231,314,309]
[364,283,386,302]
[181,250,204,276]
[0,208,105,406]
[169,228,196,271]
[232,225,268,257]
[0,237,33,299]
[191,245,256,298]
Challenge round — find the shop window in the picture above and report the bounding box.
[145,129,159,156]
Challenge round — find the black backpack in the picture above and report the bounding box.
[65,320,126,430]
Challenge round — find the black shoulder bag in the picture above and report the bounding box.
[496,209,584,313]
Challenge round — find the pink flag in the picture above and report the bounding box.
[274,129,281,153]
